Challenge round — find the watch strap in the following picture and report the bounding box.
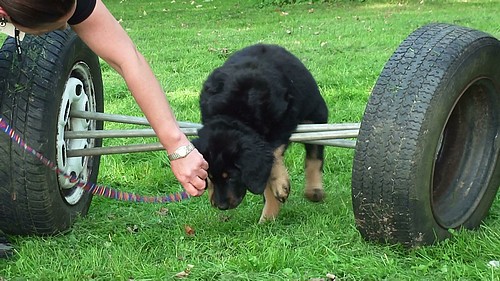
[168,143,195,161]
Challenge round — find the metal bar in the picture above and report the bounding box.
[65,128,358,140]
[70,110,202,129]
[67,111,360,157]
[64,128,199,139]
[68,143,164,157]
[302,139,357,149]
[290,130,358,142]
[70,110,359,132]
[294,123,360,132]
[67,138,357,157]
[66,130,358,157]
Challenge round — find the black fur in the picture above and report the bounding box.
[193,44,328,216]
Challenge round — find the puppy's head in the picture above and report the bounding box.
[192,118,273,210]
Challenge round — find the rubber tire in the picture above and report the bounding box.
[0,30,104,235]
[352,23,500,247]
[0,37,16,105]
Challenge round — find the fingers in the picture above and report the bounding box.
[198,167,208,181]
[182,161,209,197]
[193,175,207,189]
[184,183,205,197]
[201,159,209,171]
[183,175,207,196]
[171,148,209,197]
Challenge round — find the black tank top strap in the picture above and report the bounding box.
[68,0,97,25]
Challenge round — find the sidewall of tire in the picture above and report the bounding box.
[411,40,500,240]
[352,24,500,246]
[41,31,104,233]
[0,30,103,235]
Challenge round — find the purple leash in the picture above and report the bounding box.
[0,116,190,203]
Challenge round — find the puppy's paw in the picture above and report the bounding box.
[258,214,276,224]
[304,187,325,202]
[260,187,282,223]
[271,178,290,203]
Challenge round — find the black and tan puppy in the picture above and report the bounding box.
[192,44,328,222]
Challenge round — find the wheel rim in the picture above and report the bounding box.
[432,77,500,229]
[56,62,98,205]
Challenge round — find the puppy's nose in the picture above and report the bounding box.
[217,202,230,210]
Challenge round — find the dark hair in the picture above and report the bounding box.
[0,0,75,28]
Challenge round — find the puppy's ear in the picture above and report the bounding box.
[200,68,229,118]
[237,137,274,195]
[246,77,289,121]
[203,68,227,92]
[268,84,289,118]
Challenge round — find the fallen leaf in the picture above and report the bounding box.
[488,260,500,268]
[219,214,231,222]
[156,207,169,216]
[175,264,194,279]
[126,224,139,234]
[326,273,337,280]
[308,273,336,281]
[184,225,195,236]
[174,271,189,278]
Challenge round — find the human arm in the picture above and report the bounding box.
[71,0,208,196]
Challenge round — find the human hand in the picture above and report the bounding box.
[169,148,209,196]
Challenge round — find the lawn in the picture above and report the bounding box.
[1,0,500,280]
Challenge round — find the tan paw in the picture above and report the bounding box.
[259,186,281,223]
[258,214,277,224]
[304,187,325,202]
[270,177,290,203]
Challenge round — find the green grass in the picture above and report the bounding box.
[2,0,500,280]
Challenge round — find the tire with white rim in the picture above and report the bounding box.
[0,29,103,235]
[352,23,500,246]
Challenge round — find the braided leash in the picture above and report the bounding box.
[0,116,190,203]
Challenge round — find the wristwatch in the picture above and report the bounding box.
[168,143,195,161]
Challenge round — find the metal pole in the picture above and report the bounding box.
[67,143,164,157]
[70,110,359,131]
[67,110,359,157]
[64,128,199,139]
[294,123,360,132]
[67,139,357,157]
[289,130,358,142]
[303,139,357,148]
[65,128,358,140]
[66,130,358,157]
[70,110,202,129]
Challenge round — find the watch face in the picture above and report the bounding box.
[169,144,195,160]
[179,146,187,155]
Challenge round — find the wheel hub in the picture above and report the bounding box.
[56,62,97,205]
